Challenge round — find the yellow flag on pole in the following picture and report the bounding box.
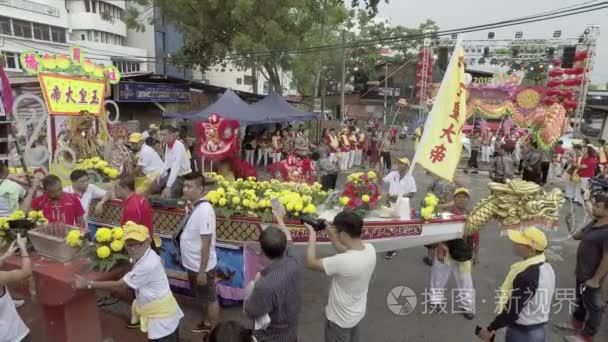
[411,43,467,182]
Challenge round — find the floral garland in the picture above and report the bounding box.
[420,193,439,221]
[205,174,328,221]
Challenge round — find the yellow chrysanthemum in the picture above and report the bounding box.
[303,203,317,214]
[421,206,434,221]
[10,210,25,220]
[424,194,439,207]
[65,229,82,247]
[232,197,240,205]
[112,227,124,240]
[367,171,377,179]
[110,240,124,252]
[96,227,113,243]
[361,195,370,203]
[96,246,111,259]
[218,198,227,206]
[294,203,303,212]
[339,196,350,206]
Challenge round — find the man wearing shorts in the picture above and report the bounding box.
[179,173,219,334]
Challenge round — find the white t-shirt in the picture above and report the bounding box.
[383,171,417,197]
[138,144,164,175]
[0,287,29,342]
[123,248,184,339]
[161,140,191,187]
[322,243,377,328]
[64,184,106,214]
[179,201,217,273]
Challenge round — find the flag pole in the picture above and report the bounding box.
[408,38,463,177]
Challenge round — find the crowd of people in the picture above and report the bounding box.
[1,118,608,342]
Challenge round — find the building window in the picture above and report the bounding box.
[87,30,92,40]
[515,31,523,39]
[155,31,166,53]
[84,0,91,12]
[51,26,66,43]
[244,75,253,85]
[33,23,50,41]
[113,60,141,73]
[12,20,32,38]
[81,34,86,40]
[236,78,242,85]
[0,16,11,35]
[91,0,97,13]
[1,52,18,70]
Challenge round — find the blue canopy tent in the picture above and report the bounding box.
[250,92,317,121]
[163,89,275,124]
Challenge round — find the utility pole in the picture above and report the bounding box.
[384,62,388,125]
[340,30,346,118]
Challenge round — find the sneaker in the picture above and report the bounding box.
[127,322,140,329]
[191,322,212,333]
[385,250,399,259]
[13,300,25,308]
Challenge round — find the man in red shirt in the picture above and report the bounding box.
[114,175,154,237]
[22,175,85,228]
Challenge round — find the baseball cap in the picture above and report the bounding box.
[128,132,143,143]
[507,226,548,251]
[123,223,150,242]
[149,123,159,130]
[397,157,410,165]
[454,187,470,197]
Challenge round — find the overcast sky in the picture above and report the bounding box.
[378,0,608,83]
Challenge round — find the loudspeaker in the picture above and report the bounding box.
[561,46,576,68]
[437,47,448,71]
[511,46,519,57]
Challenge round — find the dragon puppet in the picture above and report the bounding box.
[466,180,565,235]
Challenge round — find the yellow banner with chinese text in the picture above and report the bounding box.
[414,46,467,182]
[38,73,106,116]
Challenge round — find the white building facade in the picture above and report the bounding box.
[196,61,299,96]
[0,0,147,75]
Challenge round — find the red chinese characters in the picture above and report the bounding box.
[51,86,61,102]
[65,87,76,103]
[430,144,447,163]
[78,88,88,104]
[440,123,456,143]
[90,89,99,104]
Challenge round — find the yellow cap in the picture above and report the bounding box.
[507,226,548,251]
[454,187,470,197]
[149,123,159,130]
[129,132,143,143]
[123,223,150,242]
[397,157,410,165]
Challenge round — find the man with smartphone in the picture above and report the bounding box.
[243,206,302,341]
[304,210,377,342]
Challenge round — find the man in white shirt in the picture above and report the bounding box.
[141,123,159,140]
[129,133,163,177]
[64,170,109,220]
[382,157,417,259]
[74,224,183,341]
[178,173,219,335]
[305,210,377,342]
[155,126,191,198]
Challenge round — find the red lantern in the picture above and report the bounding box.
[546,80,562,88]
[543,97,557,106]
[549,68,564,77]
[416,73,423,80]
[573,67,585,75]
[545,88,562,97]
[560,90,574,99]
[563,100,577,110]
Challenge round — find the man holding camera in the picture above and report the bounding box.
[305,210,377,342]
[243,209,302,341]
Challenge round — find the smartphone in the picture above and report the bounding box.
[271,198,286,217]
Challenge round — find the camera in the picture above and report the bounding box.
[301,215,327,232]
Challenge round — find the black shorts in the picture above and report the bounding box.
[187,269,217,304]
